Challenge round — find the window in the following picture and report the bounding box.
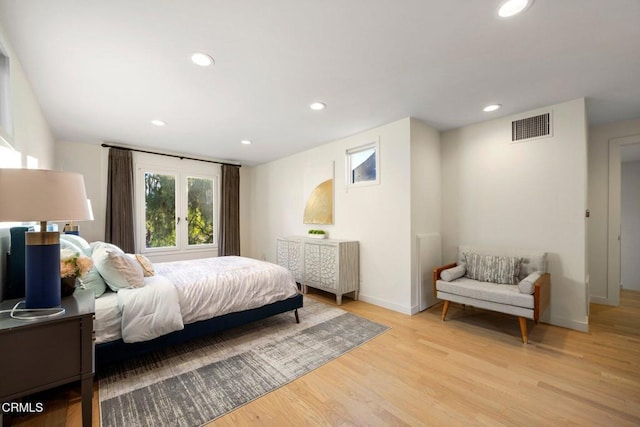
[0,146,20,168]
[0,43,12,147]
[144,171,177,248]
[186,176,214,245]
[138,166,216,253]
[346,139,379,187]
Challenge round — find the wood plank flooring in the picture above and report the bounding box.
[5,289,640,426]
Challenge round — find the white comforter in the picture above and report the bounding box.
[154,256,299,325]
[107,256,299,343]
[117,275,184,343]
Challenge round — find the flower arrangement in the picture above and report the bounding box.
[60,248,94,278]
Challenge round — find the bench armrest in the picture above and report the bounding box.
[432,262,458,297]
[533,273,551,322]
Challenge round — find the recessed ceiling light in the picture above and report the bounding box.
[191,52,214,67]
[151,119,166,126]
[240,140,252,145]
[497,0,533,18]
[483,104,502,112]
[309,102,327,111]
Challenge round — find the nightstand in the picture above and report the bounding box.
[0,289,95,426]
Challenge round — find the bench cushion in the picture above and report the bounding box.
[437,278,534,309]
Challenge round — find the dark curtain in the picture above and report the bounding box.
[105,148,135,253]
[218,164,240,256]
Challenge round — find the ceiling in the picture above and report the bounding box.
[0,0,639,166]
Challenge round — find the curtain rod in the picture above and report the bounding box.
[100,143,241,167]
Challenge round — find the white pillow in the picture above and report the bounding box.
[441,264,466,282]
[59,238,107,298]
[92,242,144,291]
[60,234,92,255]
[91,241,124,255]
[59,238,84,255]
[518,271,542,294]
[78,267,108,298]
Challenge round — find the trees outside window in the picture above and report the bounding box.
[140,168,216,252]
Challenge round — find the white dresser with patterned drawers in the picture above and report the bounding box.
[276,237,359,305]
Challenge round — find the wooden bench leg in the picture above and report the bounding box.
[518,317,528,344]
[441,300,450,321]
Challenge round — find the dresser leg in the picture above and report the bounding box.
[81,374,93,427]
[336,294,342,305]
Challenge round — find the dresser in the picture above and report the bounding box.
[277,237,359,305]
[0,290,95,426]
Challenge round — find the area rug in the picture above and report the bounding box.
[98,297,389,427]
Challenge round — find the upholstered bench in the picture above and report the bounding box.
[433,245,550,343]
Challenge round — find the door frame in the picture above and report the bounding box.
[607,134,640,306]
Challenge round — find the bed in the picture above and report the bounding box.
[57,235,303,367]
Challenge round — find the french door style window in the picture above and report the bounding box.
[144,172,177,248]
[139,168,216,252]
[186,176,214,245]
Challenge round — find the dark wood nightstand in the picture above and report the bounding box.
[0,289,95,426]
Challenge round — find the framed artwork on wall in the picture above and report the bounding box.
[303,161,334,225]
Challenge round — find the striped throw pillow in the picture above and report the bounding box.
[464,253,522,284]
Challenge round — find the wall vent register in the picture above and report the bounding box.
[512,112,551,142]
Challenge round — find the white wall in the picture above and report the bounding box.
[0,24,55,168]
[621,160,640,291]
[441,98,589,331]
[410,118,441,311]
[587,117,640,302]
[0,22,56,299]
[56,141,108,243]
[249,118,416,313]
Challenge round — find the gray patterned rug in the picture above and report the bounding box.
[98,297,389,427]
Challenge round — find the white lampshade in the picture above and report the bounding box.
[0,169,93,222]
[86,199,95,221]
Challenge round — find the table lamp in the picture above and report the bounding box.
[0,169,92,308]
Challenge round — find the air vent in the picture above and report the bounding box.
[512,112,551,142]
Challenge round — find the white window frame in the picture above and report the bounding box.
[135,164,218,255]
[346,138,380,188]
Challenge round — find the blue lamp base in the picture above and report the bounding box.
[25,232,61,309]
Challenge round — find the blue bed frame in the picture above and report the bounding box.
[95,293,303,367]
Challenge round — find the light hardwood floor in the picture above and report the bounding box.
[6,289,640,426]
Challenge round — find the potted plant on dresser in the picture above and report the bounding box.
[307,229,327,239]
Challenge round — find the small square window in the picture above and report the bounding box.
[346,139,379,187]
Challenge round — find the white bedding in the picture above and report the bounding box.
[117,274,184,343]
[94,291,121,344]
[94,256,299,344]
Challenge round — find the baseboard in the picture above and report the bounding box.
[358,293,412,315]
[589,295,613,305]
[549,315,589,333]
